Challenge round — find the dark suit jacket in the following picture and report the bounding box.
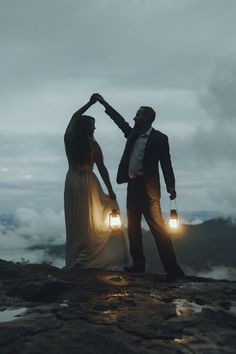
[105,105,175,199]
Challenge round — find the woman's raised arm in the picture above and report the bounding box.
[65,94,98,136]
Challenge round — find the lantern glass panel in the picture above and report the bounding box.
[169,219,178,229]
[109,210,122,230]
[169,209,179,229]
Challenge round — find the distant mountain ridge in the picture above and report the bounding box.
[143,217,236,272]
[1,214,235,273]
[0,210,222,226]
[26,217,236,273]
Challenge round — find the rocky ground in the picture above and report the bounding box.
[0,259,236,353]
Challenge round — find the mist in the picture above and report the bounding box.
[1,207,236,280]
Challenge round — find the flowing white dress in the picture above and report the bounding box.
[64,156,130,270]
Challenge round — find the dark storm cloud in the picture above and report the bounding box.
[1,0,236,215]
[1,0,236,92]
[199,60,236,121]
[0,131,123,212]
[169,62,236,211]
[0,131,123,170]
[0,133,63,159]
[184,60,236,178]
[171,124,236,169]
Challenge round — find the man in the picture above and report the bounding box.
[95,94,184,282]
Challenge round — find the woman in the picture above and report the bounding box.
[64,94,130,269]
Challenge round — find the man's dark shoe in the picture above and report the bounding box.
[166,268,185,283]
[124,264,145,273]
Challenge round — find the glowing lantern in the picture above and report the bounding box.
[169,209,179,229]
[109,209,122,230]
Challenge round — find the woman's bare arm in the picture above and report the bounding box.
[93,141,116,200]
[65,94,98,136]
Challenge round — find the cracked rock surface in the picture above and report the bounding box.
[0,259,236,353]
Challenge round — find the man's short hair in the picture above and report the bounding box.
[141,106,156,123]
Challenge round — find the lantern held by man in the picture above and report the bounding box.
[169,209,179,229]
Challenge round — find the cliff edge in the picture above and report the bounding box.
[0,259,236,353]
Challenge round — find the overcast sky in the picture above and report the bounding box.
[1,0,236,219]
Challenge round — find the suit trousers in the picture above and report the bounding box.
[127,177,179,274]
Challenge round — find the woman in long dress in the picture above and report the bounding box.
[64,94,130,269]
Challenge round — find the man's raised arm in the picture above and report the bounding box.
[95,94,132,139]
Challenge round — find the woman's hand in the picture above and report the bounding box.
[109,191,117,200]
[89,93,99,104]
[94,93,107,106]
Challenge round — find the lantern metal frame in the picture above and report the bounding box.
[169,199,180,229]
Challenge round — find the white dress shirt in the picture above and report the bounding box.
[128,127,152,179]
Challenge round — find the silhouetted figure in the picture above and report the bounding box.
[64,94,130,269]
[96,94,184,281]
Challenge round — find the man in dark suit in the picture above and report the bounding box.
[95,94,184,282]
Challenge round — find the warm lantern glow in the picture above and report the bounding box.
[169,209,179,229]
[169,219,178,229]
[109,209,122,230]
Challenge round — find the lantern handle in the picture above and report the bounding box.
[169,198,177,210]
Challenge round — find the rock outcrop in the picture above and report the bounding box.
[0,259,236,353]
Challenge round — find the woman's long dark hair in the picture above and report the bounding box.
[65,114,95,165]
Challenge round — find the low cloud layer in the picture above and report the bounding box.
[196,266,236,281]
[0,207,65,266]
[1,207,236,279]
[0,207,65,248]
